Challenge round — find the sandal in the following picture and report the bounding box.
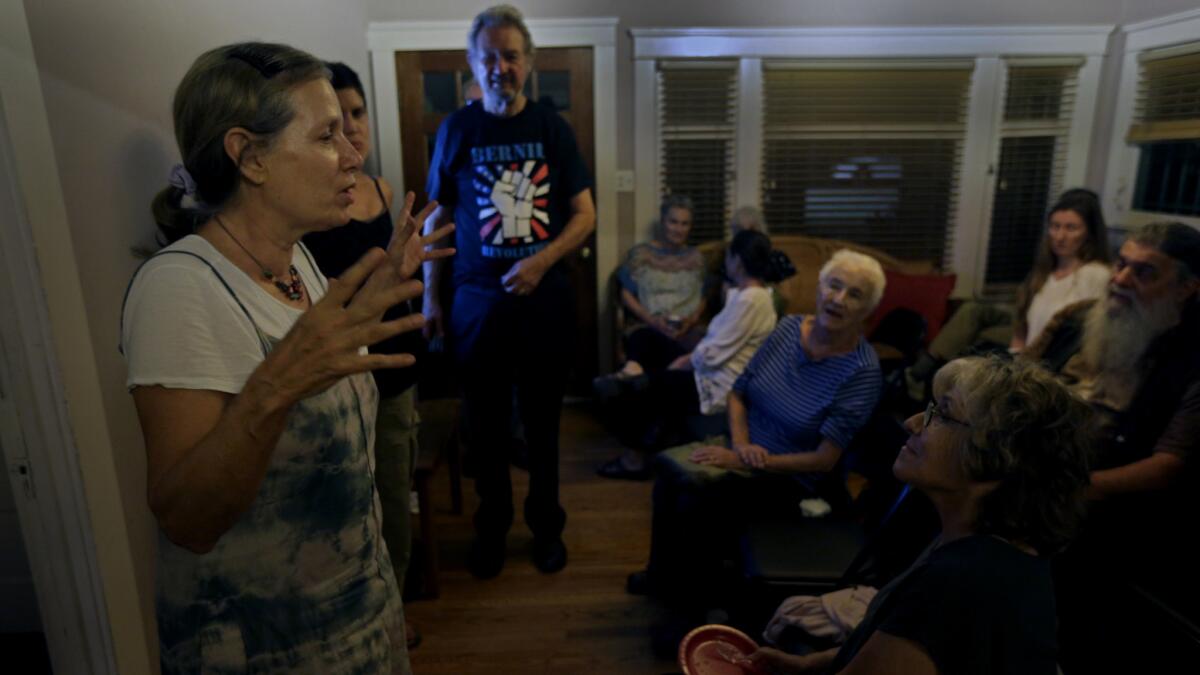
[596,456,652,481]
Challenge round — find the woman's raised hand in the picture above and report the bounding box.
[255,249,425,402]
[389,192,455,280]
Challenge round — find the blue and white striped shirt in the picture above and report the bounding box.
[732,315,881,458]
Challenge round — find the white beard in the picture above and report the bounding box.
[1081,291,1180,374]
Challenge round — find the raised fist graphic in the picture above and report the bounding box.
[491,162,537,240]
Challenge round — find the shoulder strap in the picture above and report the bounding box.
[119,248,272,356]
[294,241,329,295]
[370,176,387,204]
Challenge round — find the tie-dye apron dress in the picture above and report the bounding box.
[150,250,408,675]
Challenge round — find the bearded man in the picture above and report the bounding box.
[1023,221,1200,675]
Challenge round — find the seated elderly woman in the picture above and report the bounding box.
[595,194,709,393]
[597,229,780,479]
[750,356,1092,675]
[626,249,886,599]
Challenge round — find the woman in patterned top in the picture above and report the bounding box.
[597,229,779,480]
[122,43,452,674]
[595,194,709,394]
[627,250,886,602]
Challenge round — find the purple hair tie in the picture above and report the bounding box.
[168,163,197,196]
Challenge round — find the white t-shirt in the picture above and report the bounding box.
[121,235,327,394]
[1024,261,1110,346]
[690,285,778,415]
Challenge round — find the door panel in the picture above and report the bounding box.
[396,48,598,390]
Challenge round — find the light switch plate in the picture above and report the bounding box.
[615,169,635,192]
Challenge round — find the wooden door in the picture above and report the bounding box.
[395,48,598,391]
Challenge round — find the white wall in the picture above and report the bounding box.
[21,1,370,671]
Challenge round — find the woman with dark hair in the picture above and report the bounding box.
[906,189,1111,396]
[597,229,779,479]
[300,62,424,649]
[750,356,1093,675]
[123,43,452,674]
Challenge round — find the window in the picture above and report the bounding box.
[1128,45,1200,217]
[657,61,738,242]
[761,61,973,263]
[985,62,1081,288]
[632,26,1108,296]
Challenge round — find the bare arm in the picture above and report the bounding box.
[836,630,938,675]
[422,204,455,339]
[501,188,596,294]
[1089,452,1186,500]
[749,646,839,674]
[136,250,424,553]
[763,438,845,474]
[728,389,752,447]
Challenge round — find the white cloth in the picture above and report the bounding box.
[763,586,879,646]
[1024,261,1110,347]
[121,234,326,393]
[690,285,778,414]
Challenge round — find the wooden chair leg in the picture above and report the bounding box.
[415,471,439,599]
[447,429,463,516]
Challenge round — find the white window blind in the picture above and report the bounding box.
[1129,44,1200,143]
[658,61,738,242]
[1128,43,1200,217]
[760,60,974,264]
[985,61,1081,289]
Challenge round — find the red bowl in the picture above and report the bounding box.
[678,624,765,675]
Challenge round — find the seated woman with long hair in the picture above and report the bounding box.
[597,229,779,479]
[751,356,1092,675]
[627,249,886,598]
[907,189,1110,395]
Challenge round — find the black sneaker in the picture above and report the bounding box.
[468,537,506,579]
[531,537,568,574]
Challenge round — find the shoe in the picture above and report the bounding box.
[596,456,652,481]
[531,537,568,574]
[404,621,422,650]
[593,372,651,401]
[468,537,506,579]
[592,373,623,400]
[626,569,653,596]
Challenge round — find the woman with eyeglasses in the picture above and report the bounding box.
[750,356,1092,675]
[627,250,886,608]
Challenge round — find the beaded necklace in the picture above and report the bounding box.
[214,215,304,301]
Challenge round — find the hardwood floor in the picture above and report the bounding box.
[404,402,680,675]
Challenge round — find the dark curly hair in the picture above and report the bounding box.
[932,356,1093,555]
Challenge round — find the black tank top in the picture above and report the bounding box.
[303,177,424,398]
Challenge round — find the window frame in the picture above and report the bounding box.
[1103,8,1200,231]
[632,25,1110,297]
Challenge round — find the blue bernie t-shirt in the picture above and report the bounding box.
[426,99,592,291]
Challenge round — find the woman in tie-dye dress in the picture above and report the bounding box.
[121,42,453,674]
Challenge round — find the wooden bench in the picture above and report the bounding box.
[412,398,464,599]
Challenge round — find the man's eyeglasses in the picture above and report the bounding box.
[924,401,971,429]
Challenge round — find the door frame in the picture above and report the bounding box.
[367,17,620,372]
[0,2,138,673]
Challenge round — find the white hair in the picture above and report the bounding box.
[818,249,887,313]
[730,205,768,236]
[468,5,535,57]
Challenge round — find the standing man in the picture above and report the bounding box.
[423,5,595,579]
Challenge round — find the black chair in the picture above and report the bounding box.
[736,414,939,624]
